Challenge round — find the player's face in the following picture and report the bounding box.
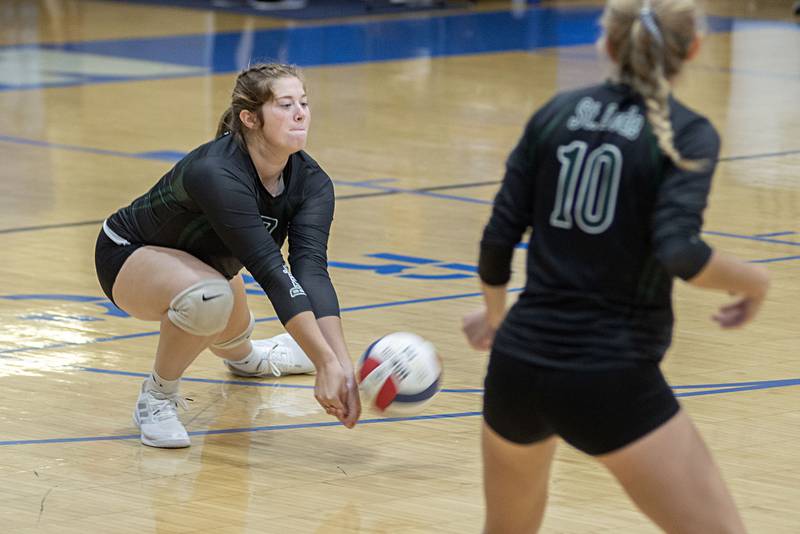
[260,76,310,154]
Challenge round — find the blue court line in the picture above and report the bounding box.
[720,149,800,162]
[0,411,483,446]
[77,367,800,399]
[672,378,800,389]
[78,366,482,393]
[751,255,800,264]
[752,231,796,238]
[2,377,798,446]
[367,253,440,265]
[703,230,800,248]
[0,131,797,173]
[675,380,800,397]
[0,288,522,356]
[512,230,800,261]
[3,222,800,357]
[0,70,210,93]
[0,134,179,161]
[333,179,491,205]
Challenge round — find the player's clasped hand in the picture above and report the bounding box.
[314,361,361,428]
[340,375,361,429]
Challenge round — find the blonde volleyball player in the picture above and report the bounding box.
[463,1,769,532]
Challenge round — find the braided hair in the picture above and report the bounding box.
[601,0,706,171]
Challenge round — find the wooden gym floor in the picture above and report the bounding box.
[0,0,798,531]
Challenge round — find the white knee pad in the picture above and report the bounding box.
[211,312,254,350]
[167,279,234,336]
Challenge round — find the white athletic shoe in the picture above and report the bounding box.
[133,382,191,448]
[224,333,316,377]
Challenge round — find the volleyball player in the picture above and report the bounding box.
[95,64,360,448]
[463,1,769,531]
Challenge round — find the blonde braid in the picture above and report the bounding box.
[602,0,707,172]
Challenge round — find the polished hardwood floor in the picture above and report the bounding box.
[0,0,798,532]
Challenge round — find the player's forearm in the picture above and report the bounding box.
[284,311,338,368]
[688,250,769,297]
[481,283,508,329]
[317,315,354,373]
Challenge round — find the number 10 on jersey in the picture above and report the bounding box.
[549,141,623,235]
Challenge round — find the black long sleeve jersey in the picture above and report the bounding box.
[480,82,720,369]
[105,133,339,325]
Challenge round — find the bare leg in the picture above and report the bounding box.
[153,316,214,379]
[482,422,557,534]
[598,409,746,534]
[112,246,232,447]
[113,245,230,378]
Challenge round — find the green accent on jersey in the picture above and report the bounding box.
[633,121,667,304]
[176,217,212,250]
[634,255,663,304]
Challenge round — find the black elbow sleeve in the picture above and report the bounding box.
[657,236,713,280]
[478,241,515,286]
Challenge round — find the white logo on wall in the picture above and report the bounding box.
[283,265,306,298]
[261,216,278,234]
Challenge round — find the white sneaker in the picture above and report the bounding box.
[224,333,316,377]
[132,382,191,448]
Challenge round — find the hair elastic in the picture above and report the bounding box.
[640,0,664,46]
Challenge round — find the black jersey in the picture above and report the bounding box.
[480,82,720,369]
[106,133,339,324]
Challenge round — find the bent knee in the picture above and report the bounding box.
[211,312,255,350]
[167,279,234,336]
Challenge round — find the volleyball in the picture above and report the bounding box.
[357,332,442,416]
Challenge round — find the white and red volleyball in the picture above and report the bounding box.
[357,332,442,416]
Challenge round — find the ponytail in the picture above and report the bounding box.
[629,6,705,171]
[601,0,707,172]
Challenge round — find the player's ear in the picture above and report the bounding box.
[239,109,257,129]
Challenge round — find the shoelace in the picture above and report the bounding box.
[147,393,192,422]
[266,345,292,378]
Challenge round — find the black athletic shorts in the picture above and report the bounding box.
[482,351,680,456]
[94,226,144,305]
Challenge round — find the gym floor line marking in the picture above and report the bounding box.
[703,230,800,248]
[0,411,482,446]
[0,130,796,174]
[3,226,800,356]
[78,367,800,398]
[2,377,799,447]
[0,180,501,235]
[0,288,521,356]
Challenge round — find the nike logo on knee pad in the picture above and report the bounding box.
[202,294,223,301]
